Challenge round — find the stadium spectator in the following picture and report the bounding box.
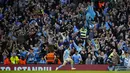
[72,51,82,64]
[96,51,107,64]
[39,57,46,64]
[4,56,11,65]
[31,44,41,62]
[44,50,56,64]
[39,46,47,58]
[124,51,130,68]
[73,40,83,53]
[27,49,35,64]
[10,53,19,64]
[80,49,87,64]
[80,26,87,39]
[19,56,26,65]
[109,49,120,65]
[19,46,28,58]
[86,53,93,64]
[2,49,9,62]
[54,55,62,64]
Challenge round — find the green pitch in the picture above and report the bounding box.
[0,71,130,73]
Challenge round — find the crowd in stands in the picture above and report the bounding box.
[0,0,130,67]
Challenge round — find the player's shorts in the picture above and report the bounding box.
[64,57,72,63]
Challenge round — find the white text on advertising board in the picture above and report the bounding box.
[0,66,52,71]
